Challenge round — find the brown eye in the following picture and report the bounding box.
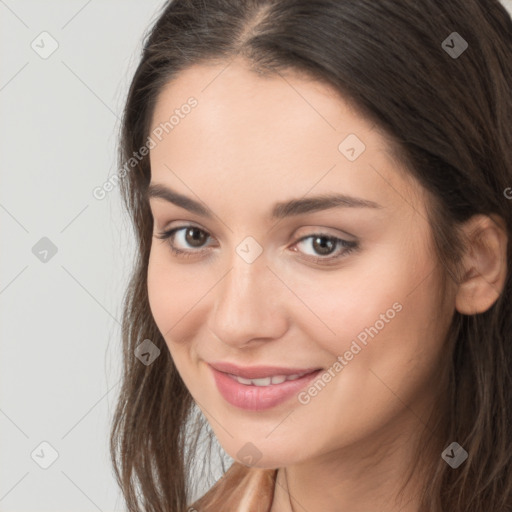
[310,235,337,256]
[184,227,208,248]
[154,225,213,257]
[293,233,358,265]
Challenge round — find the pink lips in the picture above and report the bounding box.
[209,361,322,379]
[208,362,322,411]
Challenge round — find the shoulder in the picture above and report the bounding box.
[187,461,277,512]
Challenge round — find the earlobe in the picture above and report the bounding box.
[454,214,508,315]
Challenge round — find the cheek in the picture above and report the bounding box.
[147,248,196,360]
[290,240,446,387]
[147,246,215,367]
[279,248,412,357]
[147,245,201,333]
[147,250,202,388]
[288,280,448,453]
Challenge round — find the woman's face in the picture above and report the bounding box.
[147,58,455,468]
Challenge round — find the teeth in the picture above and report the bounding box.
[252,377,272,386]
[236,376,254,385]
[231,372,310,386]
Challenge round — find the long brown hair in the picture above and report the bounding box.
[109,1,512,510]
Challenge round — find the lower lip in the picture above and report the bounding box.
[209,366,323,411]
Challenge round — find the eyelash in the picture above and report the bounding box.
[155,225,359,265]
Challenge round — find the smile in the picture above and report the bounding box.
[209,365,323,411]
[227,371,313,386]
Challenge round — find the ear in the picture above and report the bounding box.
[455,214,508,315]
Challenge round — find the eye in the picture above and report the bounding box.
[154,225,359,265]
[292,233,358,265]
[155,225,213,259]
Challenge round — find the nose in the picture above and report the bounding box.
[206,250,289,348]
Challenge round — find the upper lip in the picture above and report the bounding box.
[208,361,323,379]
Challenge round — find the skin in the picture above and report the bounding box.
[146,57,508,511]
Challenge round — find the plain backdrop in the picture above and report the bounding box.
[1,1,511,511]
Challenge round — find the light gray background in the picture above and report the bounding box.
[1,1,511,511]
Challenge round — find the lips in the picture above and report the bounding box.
[208,361,322,379]
[208,362,323,411]
[229,372,312,386]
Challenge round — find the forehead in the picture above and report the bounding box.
[148,59,425,219]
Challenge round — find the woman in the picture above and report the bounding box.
[109,1,512,511]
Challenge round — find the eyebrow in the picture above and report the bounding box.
[146,182,383,220]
